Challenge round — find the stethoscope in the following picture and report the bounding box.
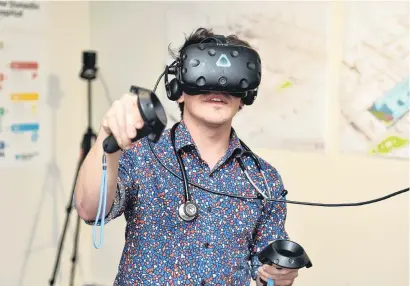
[162,122,284,222]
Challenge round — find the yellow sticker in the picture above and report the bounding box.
[278,80,293,90]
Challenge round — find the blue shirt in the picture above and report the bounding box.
[83,120,289,285]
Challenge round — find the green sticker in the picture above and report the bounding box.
[370,135,409,155]
[280,80,293,89]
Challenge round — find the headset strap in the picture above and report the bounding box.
[202,35,227,44]
[213,35,227,44]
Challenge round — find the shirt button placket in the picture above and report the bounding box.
[203,177,216,254]
[199,176,213,286]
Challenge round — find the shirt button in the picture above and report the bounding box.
[207,206,212,212]
[204,242,210,248]
[201,280,206,285]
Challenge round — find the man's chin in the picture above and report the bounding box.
[200,115,232,127]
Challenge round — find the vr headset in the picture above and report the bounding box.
[164,35,262,106]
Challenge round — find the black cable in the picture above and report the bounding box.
[148,140,409,207]
[275,188,408,207]
[153,60,177,93]
[153,70,165,93]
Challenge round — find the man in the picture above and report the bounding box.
[74,27,299,285]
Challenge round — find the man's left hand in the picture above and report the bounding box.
[257,264,299,286]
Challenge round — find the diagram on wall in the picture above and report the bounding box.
[0,1,50,165]
[339,1,409,160]
[163,2,329,152]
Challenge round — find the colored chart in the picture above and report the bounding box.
[0,23,49,164]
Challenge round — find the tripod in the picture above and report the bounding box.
[49,51,98,286]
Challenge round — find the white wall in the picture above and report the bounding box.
[88,2,409,286]
[1,1,407,286]
[0,2,93,286]
[87,2,170,284]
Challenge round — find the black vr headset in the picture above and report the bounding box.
[163,35,262,106]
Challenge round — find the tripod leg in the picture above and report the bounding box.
[70,214,81,286]
[49,159,83,286]
[68,129,95,285]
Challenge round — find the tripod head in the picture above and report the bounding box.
[80,51,98,81]
[79,50,98,131]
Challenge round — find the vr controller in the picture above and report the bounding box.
[258,240,312,286]
[165,36,262,106]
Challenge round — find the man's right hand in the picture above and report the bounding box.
[75,93,144,221]
[101,93,145,151]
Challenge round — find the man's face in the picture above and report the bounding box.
[178,92,243,126]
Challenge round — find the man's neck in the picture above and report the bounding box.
[182,116,232,169]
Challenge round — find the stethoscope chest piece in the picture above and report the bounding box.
[178,201,199,222]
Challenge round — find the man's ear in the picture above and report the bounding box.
[177,93,185,103]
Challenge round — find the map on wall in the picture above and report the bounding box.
[339,1,409,160]
[163,2,329,152]
[0,1,50,165]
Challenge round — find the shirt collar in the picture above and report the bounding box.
[174,120,195,151]
[174,120,243,160]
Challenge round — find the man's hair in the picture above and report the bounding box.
[168,27,252,118]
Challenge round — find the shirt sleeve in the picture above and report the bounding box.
[249,164,289,280]
[77,148,135,226]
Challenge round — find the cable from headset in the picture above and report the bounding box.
[272,187,409,207]
[154,60,177,93]
[147,140,409,207]
[153,70,166,93]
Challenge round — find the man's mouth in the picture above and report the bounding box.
[205,94,229,104]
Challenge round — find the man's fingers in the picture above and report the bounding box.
[101,91,146,151]
[113,99,130,147]
[261,265,289,275]
[132,95,144,129]
[258,266,298,285]
[258,267,272,282]
[124,95,137,139]
[262,265,290,275]
[107,110,122,148]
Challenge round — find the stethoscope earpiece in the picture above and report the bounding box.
[178,201,198,222]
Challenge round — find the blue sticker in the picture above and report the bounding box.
[11,123,39,133]
[368,77,409,126]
